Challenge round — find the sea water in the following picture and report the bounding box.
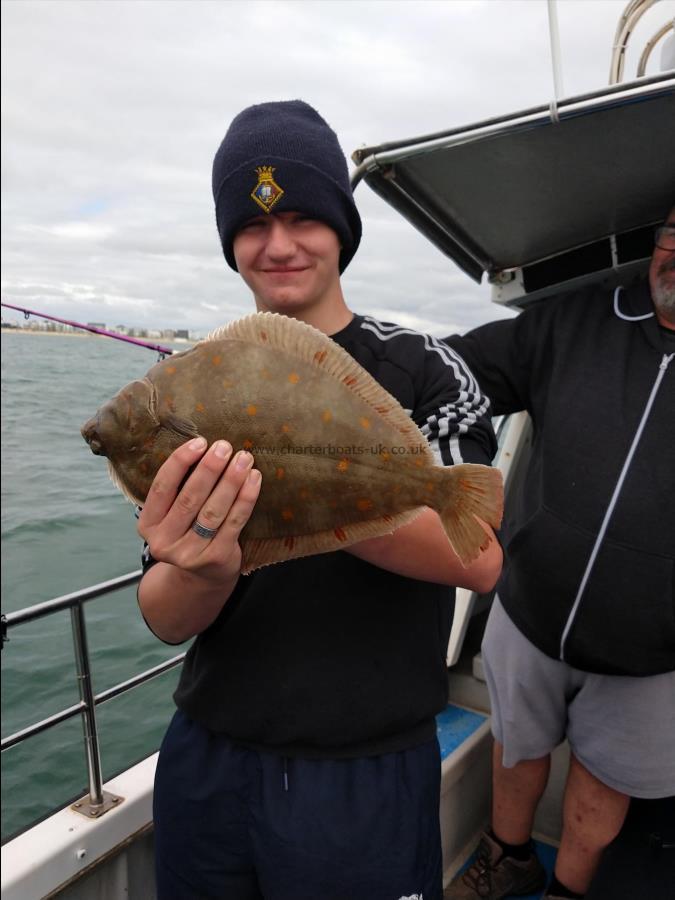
[1,331,185,842]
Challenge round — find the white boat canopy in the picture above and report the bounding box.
[352,74,675,308]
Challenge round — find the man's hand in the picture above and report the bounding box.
[137,437,262,643]
[138,437,262,583]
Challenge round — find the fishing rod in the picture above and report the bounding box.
[1,302,174,358]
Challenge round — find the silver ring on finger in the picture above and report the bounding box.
[191,519,219,540]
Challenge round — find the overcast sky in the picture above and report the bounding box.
[2,0,674,338]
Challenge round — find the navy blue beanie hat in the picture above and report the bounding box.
[212,100,362,273]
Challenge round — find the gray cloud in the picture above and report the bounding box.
[3,0,673,337]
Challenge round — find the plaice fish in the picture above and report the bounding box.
[81,312,503,573]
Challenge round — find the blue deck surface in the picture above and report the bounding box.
[435,703,487,762]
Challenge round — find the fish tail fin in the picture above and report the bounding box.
[437,464,503,567]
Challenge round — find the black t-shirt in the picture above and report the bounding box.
[145,314,496,757]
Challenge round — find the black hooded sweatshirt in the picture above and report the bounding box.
[445,279,675,676]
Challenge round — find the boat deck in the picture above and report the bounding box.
[437,704,487,762]
[447,773,675,900]
[3,602,672,899]
[440,610,675,899]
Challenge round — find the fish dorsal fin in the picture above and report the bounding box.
[207,312,433,461]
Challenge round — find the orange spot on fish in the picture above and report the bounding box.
[375,405,390,414]
[195,402,205,413]
[222,379,234,389]
[288,372,300,384]
[281,423,292,434]
[276,467,285,480]
[314,350,328,364]
[281,508,294,521]
[246,404,258,416]
[334,527,348,542]
[337,458,350,473]
[166,366,177,375]
[211,355,222,366]
[260,368,272,379]
[415,459,424,467]
[380,450,391,462]
[425,481,435,492]
[164,397,175,412]
[242,439,253,450]
[359,417,371,430]
[157,452,168,464]
[383,515,394,524]
[356,498,373,512]
[343,376,358,386]
[260,330,268,342]
[322,410,332,423]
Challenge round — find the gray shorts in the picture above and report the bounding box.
[481,596,675,798]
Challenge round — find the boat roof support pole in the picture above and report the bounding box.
[547,0,565,106]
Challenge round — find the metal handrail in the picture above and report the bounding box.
[609,0,657,84]
[637,20,675,75]
[1,571,186,818]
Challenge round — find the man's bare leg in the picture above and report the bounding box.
[491,741,551,843]
[554,753,630,894]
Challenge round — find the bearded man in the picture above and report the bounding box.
[443,207,675,900]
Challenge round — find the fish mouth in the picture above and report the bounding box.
[81,415,106,456]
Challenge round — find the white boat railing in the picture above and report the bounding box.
[1,573,185,822]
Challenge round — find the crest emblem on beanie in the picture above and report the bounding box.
[251,166,284,214]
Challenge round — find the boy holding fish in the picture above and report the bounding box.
[134,101,503,900]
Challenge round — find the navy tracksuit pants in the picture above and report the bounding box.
[154,711,443,900]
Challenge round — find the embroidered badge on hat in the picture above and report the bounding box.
[251,166,284,214]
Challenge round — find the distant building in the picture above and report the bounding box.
[87,322,107,329]
[175,329,190,340]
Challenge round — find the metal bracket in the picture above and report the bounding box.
[71,790,124,819]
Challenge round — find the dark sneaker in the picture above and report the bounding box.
[444,830,547,899]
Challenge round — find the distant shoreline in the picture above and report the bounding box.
[1,328,195,345]
[2,328,109,338]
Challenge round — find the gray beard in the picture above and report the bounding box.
[652,278,675,325]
